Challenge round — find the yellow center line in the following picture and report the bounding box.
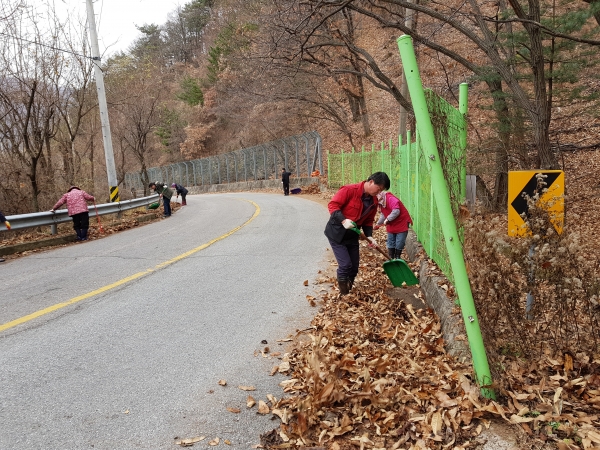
[0,199,260,333]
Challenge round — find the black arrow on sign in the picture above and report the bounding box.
[511,172,561,220]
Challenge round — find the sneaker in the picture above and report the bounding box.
[0,258,5,263]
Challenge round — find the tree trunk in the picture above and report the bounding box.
[356,76,371,136]
[485,77,509,210]
[521,0,559,170]
[28,157,41,212]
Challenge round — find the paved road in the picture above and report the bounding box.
[0,193,330,449]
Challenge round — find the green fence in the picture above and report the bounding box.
[328,35,494,397]
[327,90,465,285]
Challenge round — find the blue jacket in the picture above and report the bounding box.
[172,184,188,195]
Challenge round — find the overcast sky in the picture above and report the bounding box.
[54,0,180,56]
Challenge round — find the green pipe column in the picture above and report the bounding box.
[328,151,331,187]
[352,147,356,183]
[459,83,468,203]
[341,147,345,185]
[397,35,495,398]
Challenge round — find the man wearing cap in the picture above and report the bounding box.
[171,183,188,206]
[149,182,174,218]
[324,172,390,295]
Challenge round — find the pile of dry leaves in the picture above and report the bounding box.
[262,236,600,450]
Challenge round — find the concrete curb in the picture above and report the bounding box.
[405,230,472,364]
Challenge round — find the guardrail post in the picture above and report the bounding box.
[51,224,57,235]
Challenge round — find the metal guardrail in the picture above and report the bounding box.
[1,194,159,232]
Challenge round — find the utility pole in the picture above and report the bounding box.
[86,0,119,202]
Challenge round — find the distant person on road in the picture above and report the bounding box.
[374,191,412,260]
[281,168,292,196]
[149,182,174,218]
[324,172,390,295]
[50,186,95,241]
[0,208,10,262]
[171,183,188,206]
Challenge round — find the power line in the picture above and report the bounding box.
[0,30,96,61]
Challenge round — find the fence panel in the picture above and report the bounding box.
[327,91,466,285]
[126,132,322,193]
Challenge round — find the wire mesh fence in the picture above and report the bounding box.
[124,132,323,193]
[327,90,466,284]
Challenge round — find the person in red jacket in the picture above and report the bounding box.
[50,186,95,241]
[324,172,390,295]
[374,191,412,260]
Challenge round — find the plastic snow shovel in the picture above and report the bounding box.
[372,245,419,287]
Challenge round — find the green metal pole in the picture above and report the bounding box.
[413,130,420,234]
[352,147,356,183]
[397,136,403,198]
[407,130,412,212]
[397,35,495,398]
[371,143,375,174]
[341,148,345,186]
[361,145,365,181]
[459,83,468,204]
[327,151,331,187]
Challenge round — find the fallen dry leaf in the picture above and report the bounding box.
[238,385,256,391]
[175,436,205,447]
[227,407,241,414]
[218,379,227,386]
[257,400,270,414]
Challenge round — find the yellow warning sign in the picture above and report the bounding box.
[508,170,564,237]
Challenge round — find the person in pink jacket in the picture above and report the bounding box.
[50,186,95,241]
[374,191,412,260]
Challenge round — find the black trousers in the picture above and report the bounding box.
[283,182,290,195]
[72,211,90,230]
[328,237,360,279]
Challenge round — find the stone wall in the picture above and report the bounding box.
[405,231,472,363]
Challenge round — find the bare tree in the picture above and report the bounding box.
[0,3,66,211]
[105,58,168,195]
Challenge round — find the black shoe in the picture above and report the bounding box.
[338,277,351,295]
[0,258,5,263]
